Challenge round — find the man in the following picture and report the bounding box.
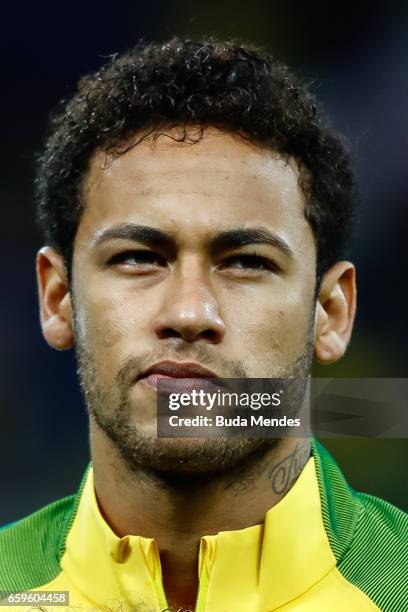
[0,38,406,612]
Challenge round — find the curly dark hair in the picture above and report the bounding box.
[35,37,356,284]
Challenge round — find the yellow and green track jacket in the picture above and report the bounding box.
[0,439,407,611]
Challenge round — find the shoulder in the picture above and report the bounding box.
[0,494,77,592]
[312,439,408,612]
[340,489,408,610]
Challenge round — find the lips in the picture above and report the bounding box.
[138,360,219,392]
[140,360,218,380]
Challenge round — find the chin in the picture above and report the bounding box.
[117,432,276,482]
[93,409,277,479]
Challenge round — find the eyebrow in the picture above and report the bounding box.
[93,223,294,259]
[209,227,294,258]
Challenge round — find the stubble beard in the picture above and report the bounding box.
[74,316,315,482]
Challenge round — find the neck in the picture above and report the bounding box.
[90,420,311,609]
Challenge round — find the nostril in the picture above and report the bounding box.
[201,329,219,342]
[156,328,183,340]
[155,326,222,343]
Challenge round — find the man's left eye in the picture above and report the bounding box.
[221,255,278,272]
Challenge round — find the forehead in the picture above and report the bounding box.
[79,127,313,251]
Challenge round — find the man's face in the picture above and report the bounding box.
[70,127,317,475]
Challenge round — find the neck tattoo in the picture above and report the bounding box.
[268,443,311,495]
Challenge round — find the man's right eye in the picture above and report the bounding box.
[107,250,166,267]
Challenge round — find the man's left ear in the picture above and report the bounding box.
[314,261,357,364]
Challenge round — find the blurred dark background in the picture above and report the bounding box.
[1,1,407,523]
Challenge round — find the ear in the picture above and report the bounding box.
[314,261,357,364]
[36,247,74,350]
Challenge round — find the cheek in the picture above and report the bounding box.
[227,286,313,366]
[73,284,147,367]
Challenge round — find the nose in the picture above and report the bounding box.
[153,262,226,344]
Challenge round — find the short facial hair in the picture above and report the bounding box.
[74,308,315,482]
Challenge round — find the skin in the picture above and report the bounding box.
[36,127,356,610]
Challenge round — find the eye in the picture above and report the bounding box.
[221,254,280,273]
[107,250,166,267]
